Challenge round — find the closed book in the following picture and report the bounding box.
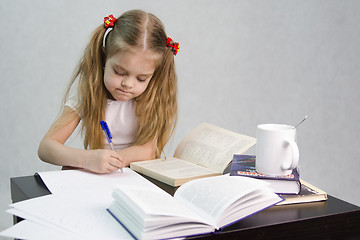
[230,155,301,194]
[277,179,327,205]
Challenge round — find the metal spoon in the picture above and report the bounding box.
[294,116,308,128]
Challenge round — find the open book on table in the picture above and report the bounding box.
[130,122,256,186]
[108,175,283,240]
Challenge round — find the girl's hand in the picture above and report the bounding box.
[84,149,124,173]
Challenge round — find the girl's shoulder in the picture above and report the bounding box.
[64,96,82,117]
[65,96,78,110]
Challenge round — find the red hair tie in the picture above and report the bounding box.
[104,14,117,28]
[166,37,180,56]
[103,15,117,48]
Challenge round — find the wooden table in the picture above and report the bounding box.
[10,174,360,239]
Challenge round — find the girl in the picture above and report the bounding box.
[38,10,179,173]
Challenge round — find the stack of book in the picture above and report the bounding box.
[129,123,327,206]
[230,155,327,205]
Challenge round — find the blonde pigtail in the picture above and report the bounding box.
[136,47,177,157]
[79,25,108,150]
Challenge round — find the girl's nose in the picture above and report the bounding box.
[121,78,133,89]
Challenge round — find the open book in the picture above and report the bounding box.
[108,175,283,240]
[130,122,256,186]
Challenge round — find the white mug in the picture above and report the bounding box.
[256,124,299,176]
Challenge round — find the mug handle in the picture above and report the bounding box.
[281,139,299,170]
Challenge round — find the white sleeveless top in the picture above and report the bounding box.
[65,97,138,151]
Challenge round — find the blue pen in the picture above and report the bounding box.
[100,120,123,172]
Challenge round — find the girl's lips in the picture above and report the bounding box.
[117,88,130,94]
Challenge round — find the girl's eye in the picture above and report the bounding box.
[137,78,147,82]
[114,69,125,76]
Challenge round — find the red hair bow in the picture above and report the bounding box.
[104,15,117,28]
[166,37,180,56]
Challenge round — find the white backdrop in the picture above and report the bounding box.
[1,0,360,231]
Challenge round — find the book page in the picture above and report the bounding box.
[174,175,275,228]
[131,157,218,180]
[174,123,256,172]
[113,186,203,221]
[110,185,214,239]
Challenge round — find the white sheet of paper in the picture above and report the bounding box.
[8,188,133,239]
[2,168,159,240]
[38,167,154,195]
[0,219,77,240]
[7,208,78,236]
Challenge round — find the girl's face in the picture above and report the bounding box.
[104,49,159,101]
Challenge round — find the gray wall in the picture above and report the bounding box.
[1,0,359,231]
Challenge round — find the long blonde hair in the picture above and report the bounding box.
[56,10,177,157]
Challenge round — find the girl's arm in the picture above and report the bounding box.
[117,140,157,167]
[38,107,123,173]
